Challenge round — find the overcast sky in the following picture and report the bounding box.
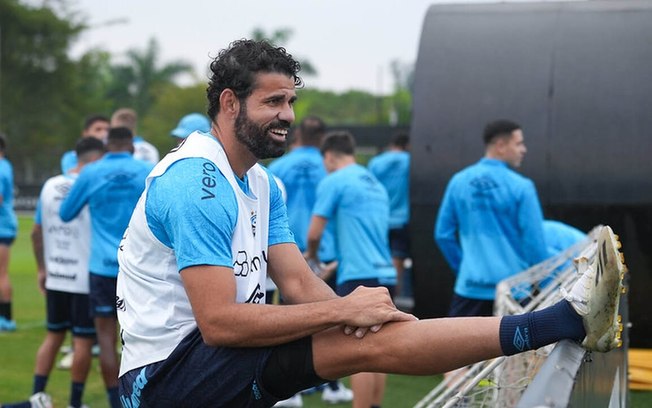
[65,0,453,94]
[66,0,577,94]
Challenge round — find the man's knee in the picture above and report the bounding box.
[262,337,326,399]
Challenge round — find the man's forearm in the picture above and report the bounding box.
[30,226,45,270]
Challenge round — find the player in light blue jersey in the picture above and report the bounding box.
[270,118,349,407]
[435,120,548,317]
[0,133,18,331]
[113,40,624,408]
[308,131,396,408]
[60,114,109,174]
[543,219,587,257]
[60,127,153,408]
[170,112,211,146]
[368,132,411,297]
[269,116,336,265]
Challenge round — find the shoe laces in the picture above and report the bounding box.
[561,257,593,315]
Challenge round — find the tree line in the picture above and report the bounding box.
[0,0,412,185]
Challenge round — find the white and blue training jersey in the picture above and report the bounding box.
[35,174,91,294]
[116,131,293,376]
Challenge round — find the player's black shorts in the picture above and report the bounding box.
[389,225,410,259]
[90,273,117,318]
[448,293,494,317]
[336,278,395,298]
[119,328,326,407]
[0,236,15,246]
[46,289,96,338]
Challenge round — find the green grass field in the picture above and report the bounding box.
[1,215,650,407]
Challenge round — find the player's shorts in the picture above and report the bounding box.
[89,273,117,318]
[46,289,96,337]
[448,293,494,317]
[336,278,395,298]
[0,237,15,246]
[389,225,410,259]
[118,328,326,407]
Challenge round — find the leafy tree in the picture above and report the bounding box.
[294,88,411,126]
[0,0,88,182]
[106,38,193,116]
[140,83,208,154]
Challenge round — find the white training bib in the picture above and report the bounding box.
[40,174,91,294]
[117,131,270,375]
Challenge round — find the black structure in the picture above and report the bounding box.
[410,0,652,347]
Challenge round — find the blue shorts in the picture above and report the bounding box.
[46,290,96,337]
[336,278,395,298]
[389,225,410,259]
[0,237,15,246]
[90,274,117,317]
[448,293,494,317]
[119,329,325,407]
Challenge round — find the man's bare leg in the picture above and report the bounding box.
[313,317,502,380]
[34,331,67,376]
[95,316,119,388]
[313,225,627,381]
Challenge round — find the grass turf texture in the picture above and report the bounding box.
[1,215,650,407]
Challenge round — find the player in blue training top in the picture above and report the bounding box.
[269,116,336,266]
[307,130,396,408]
[269,116,349,406]
[543,219,587,257]
[60,114,109,174]
[0,133,18,331]
[60,127,153,408]
[368,132,411,297]
[113,39,624,408]
[435,119,549,317]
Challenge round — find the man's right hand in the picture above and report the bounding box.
[340,286,417,339]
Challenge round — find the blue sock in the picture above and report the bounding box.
[32,374,48,394]
[70,381,85,408]
[108,386,121,408]
[327,381,340,391]
[499,300,585,356]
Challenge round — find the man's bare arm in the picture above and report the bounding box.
[181,253,415,348]
[268,242,336,304]
[30,224,46,294]
[306,215,328,261]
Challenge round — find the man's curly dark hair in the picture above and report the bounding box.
[206,39,303,121]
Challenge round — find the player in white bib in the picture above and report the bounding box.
[116,39,626,408]
[25,138,103,408]
[111,108,160,165]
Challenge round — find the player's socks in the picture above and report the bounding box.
[0,301,11,319]
[32,374,48,394]
[327,381,340,391]
[107,386,120,408]
[70,382,85,408]
[499,299,585,356]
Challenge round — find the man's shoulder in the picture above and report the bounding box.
[43,174,70,187]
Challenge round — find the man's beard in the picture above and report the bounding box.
[234,104,288,160]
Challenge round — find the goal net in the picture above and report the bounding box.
[415,226,603,408]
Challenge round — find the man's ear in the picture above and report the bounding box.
[219,89,240,117]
